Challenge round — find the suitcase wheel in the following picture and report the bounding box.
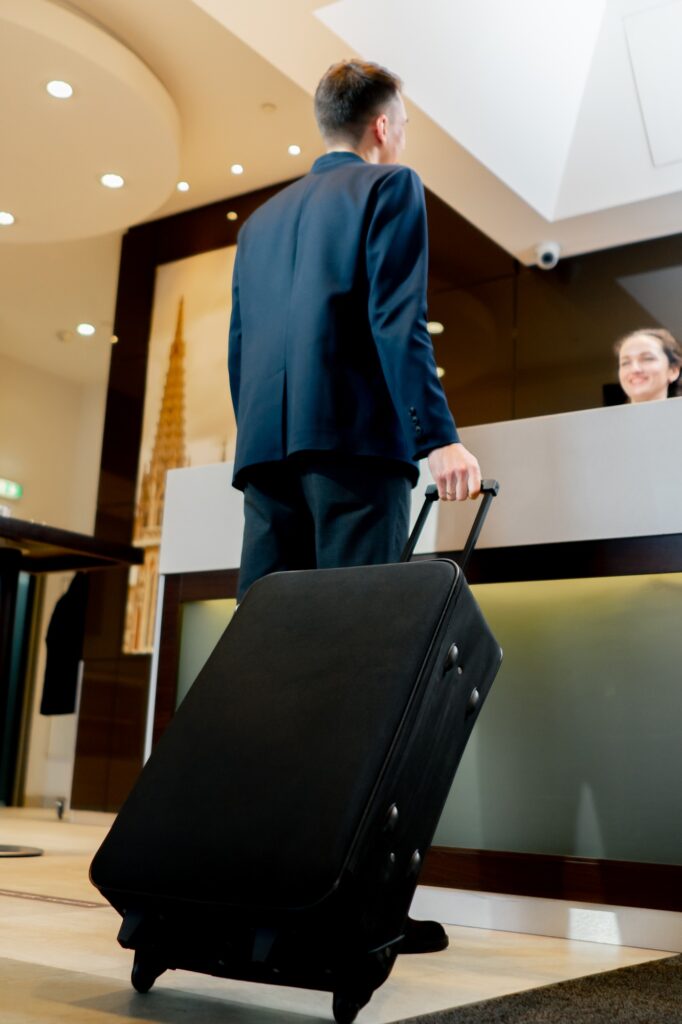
[131,951,165,994]
[332,992,362,1024]
[333,983,374,1024]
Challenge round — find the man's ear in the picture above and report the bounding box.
[373,113,388,144]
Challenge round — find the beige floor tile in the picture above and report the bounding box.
[0,808,673,1024]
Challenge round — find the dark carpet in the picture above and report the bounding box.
[398,954,682,1023]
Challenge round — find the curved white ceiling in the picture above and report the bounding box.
[320,0,609,222]
[196,0,682,263]
[0,0,181,244]
[317,0,682,238]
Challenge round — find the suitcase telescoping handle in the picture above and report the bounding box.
[400,479,500,569]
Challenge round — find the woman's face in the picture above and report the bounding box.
[618,334,679,403]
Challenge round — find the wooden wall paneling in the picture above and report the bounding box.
[74,184,292,810]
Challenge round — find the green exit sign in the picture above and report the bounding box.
[0,478,22,500]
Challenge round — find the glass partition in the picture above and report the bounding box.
[176,599,236,709]
[435,574,682,864]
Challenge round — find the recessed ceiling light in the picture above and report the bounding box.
[176,180,190,192]
[110,334,119,345]
[288,144,301,156]
[436,366,446,379]
[0,211,15,226]
[261,102,277,113]
[226,211,238,221]
[46,80,73,99]
[100,173,124,189]
[427,321,444,335]
[231,164,244,175]
[76,322,96,336]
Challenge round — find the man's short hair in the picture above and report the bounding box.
[314,60,403,145]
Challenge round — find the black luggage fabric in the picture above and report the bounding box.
[91,559,502,1020]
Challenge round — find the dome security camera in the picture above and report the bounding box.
[535,241,560,270]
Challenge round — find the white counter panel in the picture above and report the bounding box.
[441,398,682,551]
[159,400,682,573]
[160,462,243,574]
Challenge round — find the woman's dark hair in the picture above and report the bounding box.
[615,327,682,397]
[314,60,402,145]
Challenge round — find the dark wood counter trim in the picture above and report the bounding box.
[176,568,240,603]
[152,569,238,745]
[421,846,682,912]
[426,533,682,584]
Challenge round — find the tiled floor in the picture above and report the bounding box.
[0,808,673,1024]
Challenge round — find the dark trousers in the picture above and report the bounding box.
[237,454,412,601]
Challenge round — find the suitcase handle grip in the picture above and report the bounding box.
[400,479,500,568]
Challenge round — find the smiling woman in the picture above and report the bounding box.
[615,328,682,404]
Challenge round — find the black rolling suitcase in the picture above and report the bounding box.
[90,482,503,1023]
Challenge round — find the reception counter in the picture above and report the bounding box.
[151,400,682,916]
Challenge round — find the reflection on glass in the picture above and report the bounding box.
[516,240,682,417]
[425,187,682,421]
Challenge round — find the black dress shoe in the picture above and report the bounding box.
[400,917,449,954]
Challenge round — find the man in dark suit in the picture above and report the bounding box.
[228,61,480,953]
[229,60,480,599]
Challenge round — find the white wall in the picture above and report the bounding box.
[0,351,106,531]
[0,351,109,808]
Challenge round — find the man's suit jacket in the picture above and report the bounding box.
[228,151,458,489]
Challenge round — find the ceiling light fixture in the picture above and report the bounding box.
[288,144,301,156]
[46,80,73,99]
[427,321,444,335]
[437,366,446,379]
[110,334,119,345]
[100,173,124,189]
[76,322,96,336]
[231,164,244,175]
[226,211,238,221]
[0,211,15,226]
[176,181,190,192]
